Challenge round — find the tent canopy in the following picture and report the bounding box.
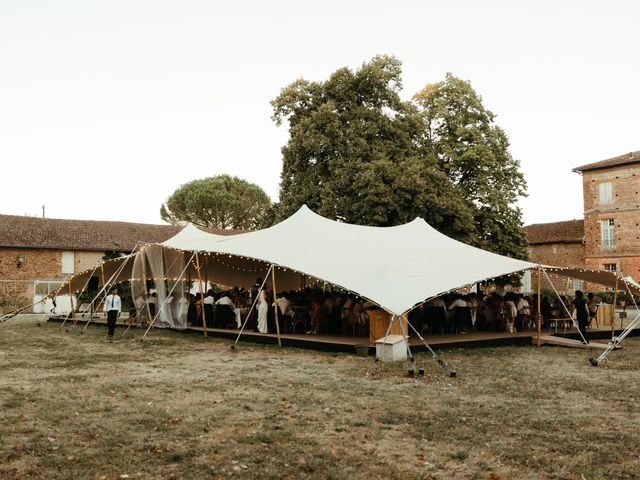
[161,205,537,314]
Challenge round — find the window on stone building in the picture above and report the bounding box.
[600,219,615,247]
[572,278,583,291]
[603,263,617,272]
[61,251,74,274]
[599,182,613,204]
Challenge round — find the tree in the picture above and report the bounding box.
[272,57,528,260]
[272,55,473,239]
[160,175,271,230]
[413,74,528,258]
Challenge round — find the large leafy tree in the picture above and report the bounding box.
[272,55,473,239]
[413,74,528,258]
[160,175,271,230]
[273,56,528,259]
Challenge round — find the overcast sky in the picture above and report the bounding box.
[1,1,638,227]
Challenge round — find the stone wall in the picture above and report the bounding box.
[581,164,640,278]
[0,248,104,313]
[527,242,585,293]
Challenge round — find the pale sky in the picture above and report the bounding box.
[1,1,638,227]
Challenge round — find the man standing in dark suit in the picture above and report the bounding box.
[103,287,121,339]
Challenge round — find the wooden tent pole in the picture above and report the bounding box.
[204,254,209,293]
[195,252,207,337]
[271,266,282,347]
[140,250,152,325]
[100,263,106,289]
[611,275,619,339]
[537,268,542,347]
[68,281,75,319]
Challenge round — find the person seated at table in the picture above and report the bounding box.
[215,291,236,328]
[200,289,214,327]
[275,292,294,332]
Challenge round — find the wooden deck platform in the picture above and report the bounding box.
[48,315,639,354]
[532,334,620,350]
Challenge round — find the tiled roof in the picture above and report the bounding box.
[573,150,640,172]
[0,214,237,251]
[522,219,584,245]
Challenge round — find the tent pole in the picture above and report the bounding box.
[403,314,456,377]
[396,314,414,361]
[68,281,75,321]
[80,244,142,333]
[140,249,153,329]
[541,268,588,344]
[537,268,542,347]
[204,254,209,295]
[611,275,619,339]
[69,265,101,328]
[271,266,282,347]
[195,252,207,337]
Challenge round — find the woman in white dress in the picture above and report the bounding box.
[257,289,268,333]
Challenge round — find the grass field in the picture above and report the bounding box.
[1,315,639,479]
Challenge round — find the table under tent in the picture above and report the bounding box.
[30,206,640,364]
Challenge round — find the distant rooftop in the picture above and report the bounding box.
[522,219,584,245]
[573,150,640,173]
[0,214,236,252]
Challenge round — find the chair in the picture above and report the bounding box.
[215,304,235,329]
[425,306,446,335]
[291,308,307,334]
[453,307,472,333]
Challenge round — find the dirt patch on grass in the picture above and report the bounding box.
[1,315,639,479]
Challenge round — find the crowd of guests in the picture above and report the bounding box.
[133,278,602,338]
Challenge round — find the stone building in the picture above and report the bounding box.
[573,150,640,279]
[523,149,640,292]
[522,219,585,292]
[0,215,229,314]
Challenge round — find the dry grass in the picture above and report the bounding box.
[1,315,639,480]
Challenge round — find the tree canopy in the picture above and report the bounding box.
[414,74,528,258]
[160,175,271,230]
[272,56,528,258]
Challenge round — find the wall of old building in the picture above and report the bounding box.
[526,242,585,293]
[0,248,104,313]
[581,164,640,279]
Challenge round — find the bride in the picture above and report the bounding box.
[257,289,268,333]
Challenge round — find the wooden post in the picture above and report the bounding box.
[98,263,106,316]
[100,264,106,289]
[204,254,209,294]
[271,266,282,347]
[68,281,75,319]
[611,275,619,339]
[195,252,207,337]
[537,268,542,347]
[140,250,152,324]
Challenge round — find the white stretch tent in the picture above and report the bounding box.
[161,205,537,315]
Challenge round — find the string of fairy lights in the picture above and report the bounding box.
[43,242,637,317]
